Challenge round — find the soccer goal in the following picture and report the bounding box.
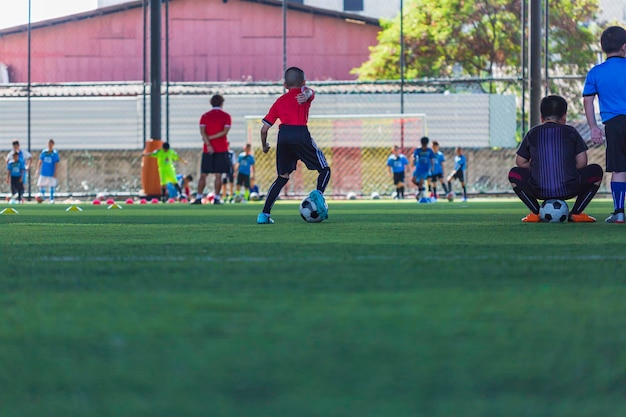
[245,113,427,198]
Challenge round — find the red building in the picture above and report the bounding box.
[0,0,380,83]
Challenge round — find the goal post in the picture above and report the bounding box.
[245,113,427,197]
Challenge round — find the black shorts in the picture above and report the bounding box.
[604,114,626,172]
[430,173,444,182]
[392,172,405,185]
[276,125,329,175]
[201,152,231,174]
[451,170,465,183]
[237,173,251,188]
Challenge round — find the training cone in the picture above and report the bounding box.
[150,198,160,204]
[139,198,148,204]
[107,203,123,210]
[92,199,101,205]
[106,198,115,205]
[0,208,19,215]
[167,198,176,204]
[125,198,134,204]
[66,205,83,212]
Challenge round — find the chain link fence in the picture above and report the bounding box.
[0,0,624,199]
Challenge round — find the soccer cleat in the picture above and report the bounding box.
[257,212,274,224]
[309,189,328,220]
[569,213,596,223]
[605,212,625,223]
[190,199,202,205]
[521,212,541,223]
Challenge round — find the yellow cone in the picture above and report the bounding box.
[66,205,83,212]
[0,208,19,215]
[107,203,123,210]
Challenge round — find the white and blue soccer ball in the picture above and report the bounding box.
[346,192,357,200]
[299,196,326,223]
[539,199,569,223]
[370,191,380,200]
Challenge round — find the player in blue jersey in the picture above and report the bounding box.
[36,139,60,203]
[386,145,409,199]
[510,95,603,223]
[236,143,256,200]
[429,141,448,201]
[583,26,626,223]
[447,147,468,202]
[6,152,25,203]
[411,136,435,200]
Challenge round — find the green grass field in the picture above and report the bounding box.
[1,198,625,417]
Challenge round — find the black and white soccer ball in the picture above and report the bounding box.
[539,199,569,223]
[299,196,326,223]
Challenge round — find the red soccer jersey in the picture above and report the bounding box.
[262,87,315,127]
[199,108,231,153]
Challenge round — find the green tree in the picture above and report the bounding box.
[353,0,599,84]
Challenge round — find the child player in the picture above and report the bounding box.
[36,139,60,203]
[447,146,468,202]
[386,145,409,199]
[7,151,25,203]
[236,143,256,201]
[411,136,435,200]
[430,140,448,201]
[143,142,188,202]
[257,66,331,224]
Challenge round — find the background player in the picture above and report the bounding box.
[411,136,435,200]
[36,139,60,203]
[7,151,25,203]
[447,146,468,202]
[386,145,409,199]
[236,143,256,201]
[257,66,331,224]
[430,140,448,201]
[143,141,187,202]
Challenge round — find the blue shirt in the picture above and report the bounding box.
[454,154,466,172]
[413,147,435,174]
[386,153,409,173]
[582,56,626,123]
[8,160,25,177]
[39,149,60,177]
[432,151,445,175]
[237,152,255,176]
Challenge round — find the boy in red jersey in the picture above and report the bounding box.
[193,94,232,205]
[257,67,331,224]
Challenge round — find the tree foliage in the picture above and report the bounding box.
[352,0,600,81]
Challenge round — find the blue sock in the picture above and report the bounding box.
[50,187,55,200]
[40,188,45,196]
[611,182,626,212]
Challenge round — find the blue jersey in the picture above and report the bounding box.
[454,154,466,172]
[387,153,409,173]
[39,149,60,177]
[237,152,255,176]
[432,151,445,175]
[583,56,626,123]
[413,147,435,174]
[8,160,25,177]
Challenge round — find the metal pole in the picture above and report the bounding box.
[142,0,147,146]
[282,0,287,77]
[521,0,526,135]
[165,0,170,143]
[150,0,162,140]
[543,0,550,96]
[529,0,542,128]
[27,0,32,200]
[400,0,405,150]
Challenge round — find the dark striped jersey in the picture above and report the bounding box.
[516,122,587,198]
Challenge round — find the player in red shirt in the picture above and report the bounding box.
[192,94,232,205]
[257,67,331,224]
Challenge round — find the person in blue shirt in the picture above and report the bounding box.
[583,26,626,223]
[235,143,256,200]
[5,140,32,184]
[447,146,468,202]
[429,140,449,201]
[411,136,435,200]
[36,139,60,203]
[386,145,409,199]
[6,152,25,203]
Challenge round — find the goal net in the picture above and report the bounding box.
[245,113,427,198]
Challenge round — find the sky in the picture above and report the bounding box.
[0,0,98,30]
